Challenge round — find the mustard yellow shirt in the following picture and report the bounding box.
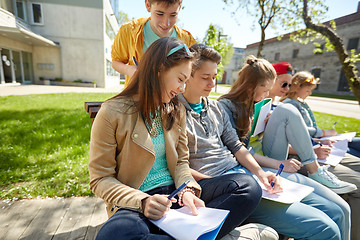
[111,17,197,87]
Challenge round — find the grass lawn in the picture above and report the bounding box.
[0,92,359,200]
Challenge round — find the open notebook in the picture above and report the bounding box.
[150,206,229,240]
[259,177,314,204]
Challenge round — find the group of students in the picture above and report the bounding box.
[88,0,360,239]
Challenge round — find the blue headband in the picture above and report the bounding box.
[167,44,190,57]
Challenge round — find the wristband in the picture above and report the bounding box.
[178,187,195,206]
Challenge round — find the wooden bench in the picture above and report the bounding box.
[84,101,103,123]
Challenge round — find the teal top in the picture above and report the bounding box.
[139,110,174,192]
[143,20,177,53]
[189,100,205,114]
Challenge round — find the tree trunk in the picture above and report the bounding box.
[257,28,266,57]
[303,0,360,104]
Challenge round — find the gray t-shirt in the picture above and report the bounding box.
[178,94,242,177]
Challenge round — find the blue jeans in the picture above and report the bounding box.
[96,185,177,240]
[96,174,262,240]
[262,103,317,165]
[225,166,346,240]
[348,137,360,158]
[197,173,262,239]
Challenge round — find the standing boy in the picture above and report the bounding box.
[111,0,196,86]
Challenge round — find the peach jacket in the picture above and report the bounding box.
[111,17,197,86]
[88,97,201,217]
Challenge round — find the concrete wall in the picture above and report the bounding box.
[29,3,106,86]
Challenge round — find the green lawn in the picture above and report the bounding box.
[0,92,358,200]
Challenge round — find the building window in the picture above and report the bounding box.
[314,44,325,55]
[337,69,350,92]
[274,52,280,61]
[292,49,299,59]
[31,3,43,25]
[106,17,115,41]
[106,60,119,76]
[15,0,26,20]
[311,68,321,90]
[347,38,359,50]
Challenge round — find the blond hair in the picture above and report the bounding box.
[281,71,319,100]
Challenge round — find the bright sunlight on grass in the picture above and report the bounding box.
[0,92,358,200]
[0,93,115,199]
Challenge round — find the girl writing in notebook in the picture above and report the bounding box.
[89,38,204,239]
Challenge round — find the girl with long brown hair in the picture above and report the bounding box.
[89,37,204,239]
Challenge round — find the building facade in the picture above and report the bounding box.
[0,0,120,88]
[223,47,245,85]
[245,3,360,96]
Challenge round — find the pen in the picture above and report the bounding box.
[332,122,337,129]
[167,180,190,199]
[132,56,138,66]
[271,163,284,187]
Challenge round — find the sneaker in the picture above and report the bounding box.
[308,166,357,194]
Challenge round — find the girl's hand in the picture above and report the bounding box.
[320,139,336,147]
[264,111,273,124]
[142,194,172,220]
[282,159,302,173]
[313,145,331,160]
[181,192,205,216]
[259,171,283,194]
[323,129,337,137]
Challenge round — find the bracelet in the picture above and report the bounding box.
[178,187,195,206]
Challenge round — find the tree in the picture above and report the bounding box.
[301,0,360,103]
[224,0,360,103]
[116,11,130,26]
[222,0,281,57]
[202,24,234,82]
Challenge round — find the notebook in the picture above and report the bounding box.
[251,98,272,136]
[150,206,229,240]
[259,177,314,204]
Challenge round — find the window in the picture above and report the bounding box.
[106,17,115,41]
[292,49,299,59]
[311,68,321,90]
[347,38,359,50]
[31,3,43,25]
[15,0,26,20]
[274,52,280,61]
[314,44,324,55]
[337,69,350,92]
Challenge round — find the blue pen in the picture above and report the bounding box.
[132,56,138,66]
[167,180,190,199]
[332,122,337,129]
[271,163,284,187]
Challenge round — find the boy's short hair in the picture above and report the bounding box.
[148,0,182,6]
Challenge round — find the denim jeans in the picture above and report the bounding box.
[197,173,262,239]
[95,185,177,240]
[348,137,360,158]
[96,174,262,240]
[225,165,346,240]
[262,103,317,165]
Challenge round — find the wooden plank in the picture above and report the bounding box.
[18,198,72,240]
[84,197,107,240]
[52,197,104,240]
[84,102,103,113]
[89,106,100,118]
[1,199,44,239]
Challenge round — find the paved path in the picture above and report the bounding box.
[0,197,107,240]
[306,96,360,120]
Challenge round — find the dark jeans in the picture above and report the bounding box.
[198,173,262,239]
[96,173,262,240]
